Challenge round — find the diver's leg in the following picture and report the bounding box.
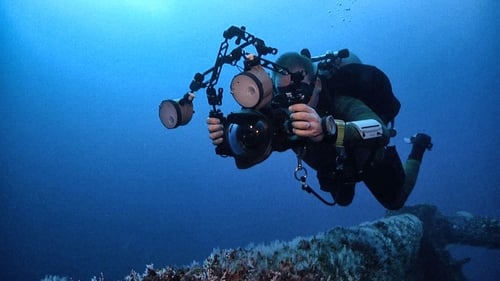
[395,133,433,207]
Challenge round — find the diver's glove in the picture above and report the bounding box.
[405,133,433,161]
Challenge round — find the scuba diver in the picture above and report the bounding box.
[207,51,433,210]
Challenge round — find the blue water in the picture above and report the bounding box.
[1,1,499,280]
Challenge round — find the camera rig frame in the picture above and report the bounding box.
[187,25,309,118]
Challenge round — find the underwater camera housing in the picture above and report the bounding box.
[217,55,311,167]
[218,108,304,169]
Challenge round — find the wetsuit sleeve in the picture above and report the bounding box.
[334,95,390,147]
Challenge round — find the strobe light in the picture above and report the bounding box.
[230,65,273,110]
[159,93,194,129]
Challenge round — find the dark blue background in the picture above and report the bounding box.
[1,1,499,280]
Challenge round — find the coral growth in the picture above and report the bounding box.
[40,276,69,281]
[124,214,422,281]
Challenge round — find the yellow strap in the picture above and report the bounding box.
[334,119,345,146]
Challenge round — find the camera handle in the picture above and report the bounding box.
[209,109,232,158]
[294,148,337,206]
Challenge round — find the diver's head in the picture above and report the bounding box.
[272,52,316,87]
[271,52,320,107]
